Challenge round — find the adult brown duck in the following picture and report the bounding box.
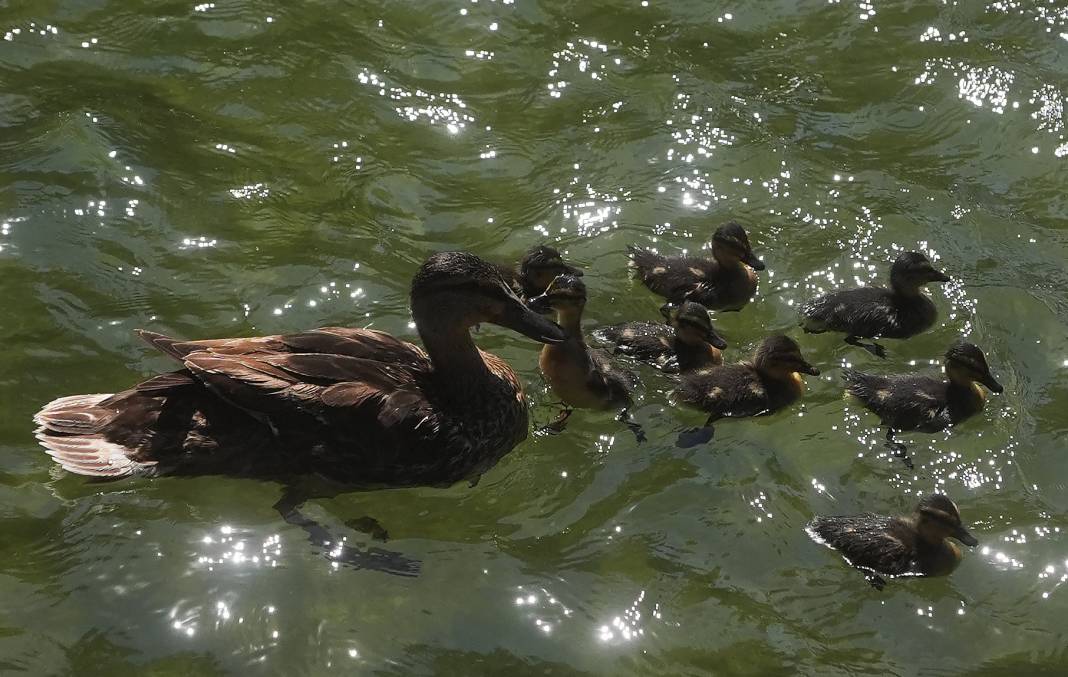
[33,252,564,571]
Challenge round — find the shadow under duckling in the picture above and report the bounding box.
[628,221,765,315]
[843,340,1003,467]
[498,245,583,300]
[800,251,950,358]
[527,274,644,442]
[673,335,819,447]
[592,301,727,374]
[807,493,979,589]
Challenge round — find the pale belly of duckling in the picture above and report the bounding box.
[540,345,618,410]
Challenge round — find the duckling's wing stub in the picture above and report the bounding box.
[589,349,638,405]
[801,288,899,337]
[845,371,951,432]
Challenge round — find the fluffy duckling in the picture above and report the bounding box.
[499,245,583,300]
[673,335,819,446]
[807,494,979,588]
[628,222,765,314]
[800,251,950,358]
[843,340,1003,464]
[592,301,728,374]
[527,274,644,440]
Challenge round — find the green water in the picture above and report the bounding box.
[2,0,1068,674]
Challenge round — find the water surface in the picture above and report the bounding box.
[2,0,1068,674]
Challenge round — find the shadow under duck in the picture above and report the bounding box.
[673,335,819,447]
[34,252,564,571]
[628,221,765,314]
[498,244,583,300]
[592,301,727,374]
[800,251,950,358]
[843,340,1003,465]
[807,493,979,589]
[527,274,644,440]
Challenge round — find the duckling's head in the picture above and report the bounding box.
[526,274,587,328]
[945,340,1003,393]
[411,252,565,344]
[672,301,728,350]
[915,494,979,547]
[752,335,820,378]
[519,245,583,295]
[889,252,950,293]
[711,222,765,271]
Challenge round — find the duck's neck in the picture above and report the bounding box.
[555,306,586,344]
[890,278,924,298]
[711,244,742,269]
[674,338,720,373]
[417,320,493,401]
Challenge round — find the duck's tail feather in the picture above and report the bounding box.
[626,245,663,274]
[33,394,156,478]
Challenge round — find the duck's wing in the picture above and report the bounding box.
[843,370,949,431]
[800,287,898,336]
[139,327,428,365]
[181,351,437,432]
[808,514,914,576]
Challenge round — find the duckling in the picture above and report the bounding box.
[673,335,819,447]
[800,251,950,358]
[807,493,979,588]
[843,340,1003,465]
[34,252,565,572]
[498,245,583,300]
[592,301,728,374]
[628,221,766,314]
[527,274,644,441]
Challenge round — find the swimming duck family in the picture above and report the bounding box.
[34,231,998,585]
[800,251,949,357]
[593,301,727,373]
[807,494,979,588]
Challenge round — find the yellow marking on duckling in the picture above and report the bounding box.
[622,328,636,339]
[875,389,890,401]
[652,266,666,274]
[791,372,806,393]
[688,267,705,278]
[708,386,724,399]
[749,383,765,396]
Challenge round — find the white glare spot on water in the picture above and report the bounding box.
[356,69,475,133]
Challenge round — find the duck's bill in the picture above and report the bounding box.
[797,361,820,376]
[954,526,979,547]
[561,263,584,277]
[930,270,951,283]
[501,300,564,343]
[707,331,728,350]
[743,252,766,271]
[525,293,553,316]
[980,373,1004,394]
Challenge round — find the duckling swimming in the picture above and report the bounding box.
[843,340,1003,465]
[34,252,565,571]
[800,251,950,358]
[592,301,727,374]
[807,494,979,588]
[673,335,819,447]
[628,221,765,314]
[527,274,644,441]
[498,245,583,300]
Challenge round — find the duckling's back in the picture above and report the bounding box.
[801,287,936,339]
[843,370,953,432]
[677,365,776,419]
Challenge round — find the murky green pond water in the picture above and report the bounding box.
[2,0,1068,674]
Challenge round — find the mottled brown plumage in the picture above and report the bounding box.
[34,252,565,488]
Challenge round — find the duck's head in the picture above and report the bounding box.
[914,494,979,547]
[752,335,819,378]
[889,251,950,293]
[672,301,728,350]
[411,252,565,344]
[519,245,583,295]
[526,274,586,325]
[712,222,765,271]
[945,340,1003,393]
